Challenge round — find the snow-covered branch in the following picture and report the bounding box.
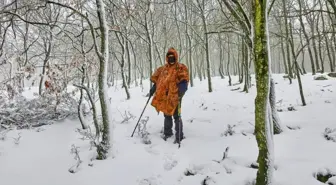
[46,0,103,59]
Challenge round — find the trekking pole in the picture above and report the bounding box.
[178,98,182,148]
[131,94,152,137]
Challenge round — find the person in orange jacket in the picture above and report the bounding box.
[149,47,189,144]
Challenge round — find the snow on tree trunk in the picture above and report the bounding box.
[78,66,88,130]
[96,0,113,160]
[270,78,283,134]
[253,0,274,184]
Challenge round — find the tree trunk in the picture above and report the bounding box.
[239,39,244,84]
[78,34,88,130]
[289,20,307,106]
[129,41,138,86]
[198,0,212,92]
[321,0,334,72]
[184,0,194,87]
[281,0,293,83]
[174,2,182,58]
[188,35,194,86]
[218,34,225,79]
[327,4,336,72]
[253,0,274,184]
[299,29,307,74]
[96,0,111,160]
[310,18,320,72]
[243,42,250,93]
[227,36,232,86]
[126,40,131,87]
[145,11,154,89]
[204,27,212,92]
[298,0,316,75]
[316,16,324,73]
[279,32,288,74]
[39,31,52,96]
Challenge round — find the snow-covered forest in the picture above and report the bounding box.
[1,0,336,185]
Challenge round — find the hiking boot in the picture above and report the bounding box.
[161,134,173,141]
[173,136,185,144]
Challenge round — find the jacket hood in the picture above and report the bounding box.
[165,47,179,64]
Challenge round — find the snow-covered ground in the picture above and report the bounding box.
[1,74,336,185]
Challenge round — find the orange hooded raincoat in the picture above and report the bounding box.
[150,48,189,116]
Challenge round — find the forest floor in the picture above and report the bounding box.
[1,73,336,185]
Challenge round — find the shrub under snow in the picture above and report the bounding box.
[0,93,78,129]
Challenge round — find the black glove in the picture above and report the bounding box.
[149,84,156,96]
[177,80,188,98]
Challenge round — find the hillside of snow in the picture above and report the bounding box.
[1,74,336,185]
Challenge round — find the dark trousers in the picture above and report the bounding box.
[163,100,183,140]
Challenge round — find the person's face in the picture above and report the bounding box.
[167,55,176,65]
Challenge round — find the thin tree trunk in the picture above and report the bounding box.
[39,31,52,96]
[227,35,232,86]
[321,0,334,72]
[298,0,316,75]
[280,32,288,74]
[129,41,138,86]
[218,34,225,79]
[310,17,320,72]
[184,0,194,86]
[243,42,250,93]
[281,0,293,83]
[197,0,212,92]
[78,66,88,130]
[126,40,131,87]
[289,20,307,106]
[299,29,307,74]
[174,2,182,58]
[316,14,324,73]
[145,11,153,89]
[204,21,212,92]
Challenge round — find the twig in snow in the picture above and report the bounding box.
[222,147,229,160]
[88,155,96,167]
[276,99,283,106]
[0,129,10,141]
[323,84,332,88]
[250,162,259,169]
[118,109,135,124]
[12,132,21,145]
[184,169,196,176]
[230,87,241,91]
[68,144,83,173]
[75,128,97,150]
[137,116,151,144]
[286,125,301,130]
[221,124,236,137]
[213,147,230,163]
[201,176,215,185]
[323,128,336,142]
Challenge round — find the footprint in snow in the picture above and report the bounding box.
[145,145,160,156]
[163,154,178,171]
[138,175,162,185]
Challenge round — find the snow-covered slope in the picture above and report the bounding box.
[1,74,335,185]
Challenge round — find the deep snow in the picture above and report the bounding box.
[0,74,336,185]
